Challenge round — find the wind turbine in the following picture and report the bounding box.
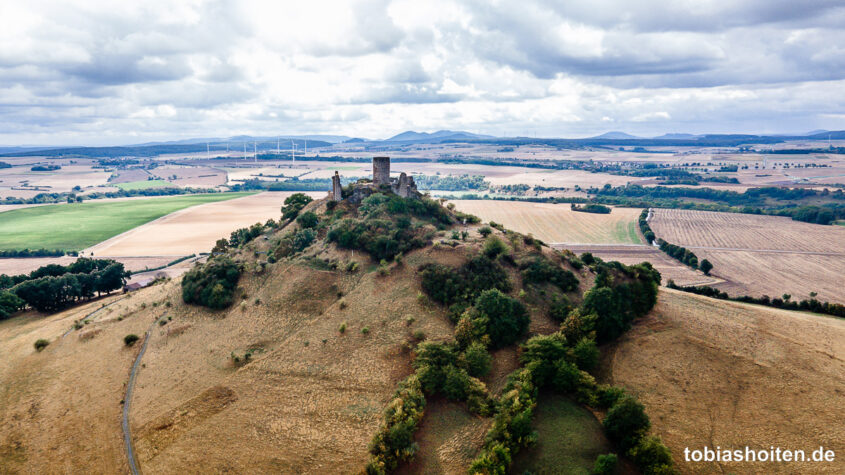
[290,139,297,164]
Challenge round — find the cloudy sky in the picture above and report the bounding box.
[1,0,844,145]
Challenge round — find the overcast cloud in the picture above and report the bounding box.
[0,0,843,145]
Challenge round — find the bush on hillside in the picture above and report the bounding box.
[0,291,25,320]
[34,338,50,351]
[628,436,676,475]
[472,289,529,349]
[603,396,651,451]
[520,256,579,292]
[123,334,140,346]
[418,255,511,307]
[181,257,241,309]
[482,236,509,258]
[281,193,313,220]
[592,453,618,475]
[296,211,319,229]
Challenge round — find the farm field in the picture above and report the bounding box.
[609,288,845,474]
[649,209,845,302]
[0,193,253,252]
[451,200,643,244]
[0,256,176,277]
[115,179,171,190]
[85,191,324,256]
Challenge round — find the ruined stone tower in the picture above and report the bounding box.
[372,156,390,187]
[330,171,342,201]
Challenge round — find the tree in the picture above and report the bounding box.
[281,193,313,220]
[603,397,651,451]
[473,289,529,349]
[593,453,618,475]
[296,211,319,229]
[478,226,492,237]
[699,259,713,275]
[462,341,492,378]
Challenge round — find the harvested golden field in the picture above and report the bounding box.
[649,209,845,302]
[450,200,643,244]
[86,191,323,257]
[0,256,174,276]
[608,288,845,474]
[650,208,845,253]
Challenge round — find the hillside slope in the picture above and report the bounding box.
[608,288,845,474]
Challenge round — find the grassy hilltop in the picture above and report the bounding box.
[4,191,842,474]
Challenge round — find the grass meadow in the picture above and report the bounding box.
[0,192,254,251]
[511,393,611,474]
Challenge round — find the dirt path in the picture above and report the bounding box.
[123,319,158,475]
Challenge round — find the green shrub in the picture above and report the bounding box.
[478,226,492,237]
[296,211,319,229]
[281,193,313,220]
[462,341,492,378]
[628,436,675,475]
[603,396,651,451]
[181,257,241,309]
[548,295,573,321]
[346,260,359,272]
[573,337,599,371]
[520,256,579,291]
[367,375,426,472]
[124,334,140,346]
[592,453,618,475]
[418,255,510,307]
[361,326,370,335]
[339,322,347,334]
[596,384,627,409]
[473,289,529,349]
[34,338,49,351]
[482,236,509,258]
[520,334,569,386]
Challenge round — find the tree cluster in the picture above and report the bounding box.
[181,257,241,309]
[9,260,128,312]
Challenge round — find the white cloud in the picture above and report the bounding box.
[0,0,844,145]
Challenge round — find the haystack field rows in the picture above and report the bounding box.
[450,200,643,244]
[649,208,845,302]
[86,191,324,257]
[610,288,845,474]
[696,250,845,303]
[650,208,845,254]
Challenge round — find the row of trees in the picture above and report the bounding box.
[638,210,713,275]
[666,281,845,318]
[570,203,612,214]
[10,261,128,312]
[0,248,71,258]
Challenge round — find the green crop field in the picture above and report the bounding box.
[511,393,611,474]
[115,179,172,190]
[0,193,254,251]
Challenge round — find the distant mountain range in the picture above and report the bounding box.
[383,130,495,143]
[133,134,355,146]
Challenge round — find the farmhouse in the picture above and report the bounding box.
[329,156,420,203]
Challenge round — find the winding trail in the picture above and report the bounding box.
[61,295,129,338]
[122,318,158,475]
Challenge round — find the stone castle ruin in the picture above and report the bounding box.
[329,156,420,203]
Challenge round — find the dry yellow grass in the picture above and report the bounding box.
[609,288,845,474]
[450,200,643,244]
[86,191,323,257]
